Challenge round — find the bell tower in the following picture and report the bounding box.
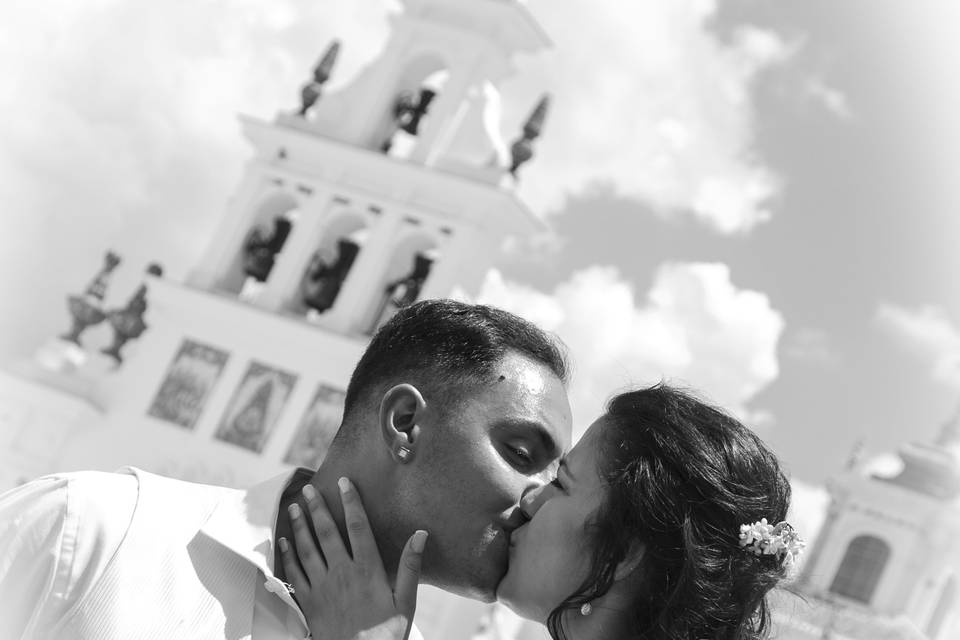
[284,0,550,166]
[187,0,551,339]
[792,407,960,639]
[21,0,558,522]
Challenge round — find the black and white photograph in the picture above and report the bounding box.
[0,1,957,639]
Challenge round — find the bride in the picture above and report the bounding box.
[279,384,803,640]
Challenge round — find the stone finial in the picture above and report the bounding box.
[509,93,550,177]
[60,250,122,345]
[100,263,163,364]
[299,40,341,116]
[843,438,865,471]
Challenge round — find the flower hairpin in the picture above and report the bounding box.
[738,518,805,569]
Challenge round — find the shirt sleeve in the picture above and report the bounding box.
[0,476,71,639]
[0,472,138,640]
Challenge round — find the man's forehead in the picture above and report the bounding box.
[486,352,572,449]
[511,362,549,395]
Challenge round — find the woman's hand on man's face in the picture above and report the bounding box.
[280,477,428,640]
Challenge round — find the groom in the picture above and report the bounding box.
[0,299,573,639]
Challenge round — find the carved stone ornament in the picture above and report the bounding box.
[298,40,340,117]
[509,94,550,177]
[60,250,121,345]
[101,263,163,364]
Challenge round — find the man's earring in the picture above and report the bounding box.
[397,445,412,462]
[580,602,592,616]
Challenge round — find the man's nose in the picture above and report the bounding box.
[504,481,547,530]
[518,482,549,521]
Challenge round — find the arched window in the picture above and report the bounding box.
[295,215,368,319]
[381,54,449,159]
[366,232,439,334]
[926,574,957,639]
[221,191,300,298]
[829,535,891,604]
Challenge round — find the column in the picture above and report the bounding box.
[254,186,334,311]
[187,161,271,290]
[322,210,406,335]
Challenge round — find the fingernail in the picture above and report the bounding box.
[411,530,428,553]
[288,503,301,518]
[279,537,289,552]
[338,477,350,493]
[302,484,316,501]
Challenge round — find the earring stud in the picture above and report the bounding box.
[397,445,412,461]
[580,603,592,616]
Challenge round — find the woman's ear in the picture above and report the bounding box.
[614,540,646,582]
[379,384,425,463]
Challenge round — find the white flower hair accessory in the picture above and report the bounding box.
[738,518,805,569]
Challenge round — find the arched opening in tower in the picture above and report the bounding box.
[381,55,449,160]
[828,534,891,605]
[366,232,440,334]
[294,214,368,320]
[220,191,300,300]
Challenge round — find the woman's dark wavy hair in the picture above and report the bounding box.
[546,383,792,640]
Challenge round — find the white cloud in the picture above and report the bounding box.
[804,77,854,120]
[0,0,396,356]
[876,303,960,390]
[474,263,784,433]
[507,0,792,233]
[782,327,841,367]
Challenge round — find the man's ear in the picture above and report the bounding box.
[614,540,646,582]
[379,383,426,463]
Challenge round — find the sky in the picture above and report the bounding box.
[2,0,959,540]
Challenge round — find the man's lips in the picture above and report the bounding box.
[507,522,528,550]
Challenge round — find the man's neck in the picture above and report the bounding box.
[272,454,360,584]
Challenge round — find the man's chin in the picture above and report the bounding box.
[422,559,501,602]
[433,579,498,603]
[428,537,508,602]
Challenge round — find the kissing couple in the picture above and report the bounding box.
[0,299,801,640]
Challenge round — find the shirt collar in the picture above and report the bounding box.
[199,467,314,577]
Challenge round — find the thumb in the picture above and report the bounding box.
[394,530,427,617]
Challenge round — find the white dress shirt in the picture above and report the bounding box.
[0,467,425,640]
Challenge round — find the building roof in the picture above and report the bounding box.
[873,404,960,500]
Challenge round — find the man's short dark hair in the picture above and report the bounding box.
[342,299,568,422]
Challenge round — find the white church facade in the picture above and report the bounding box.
[773,411,960,640]
[0,0,555,637]
[2,1,957,639]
